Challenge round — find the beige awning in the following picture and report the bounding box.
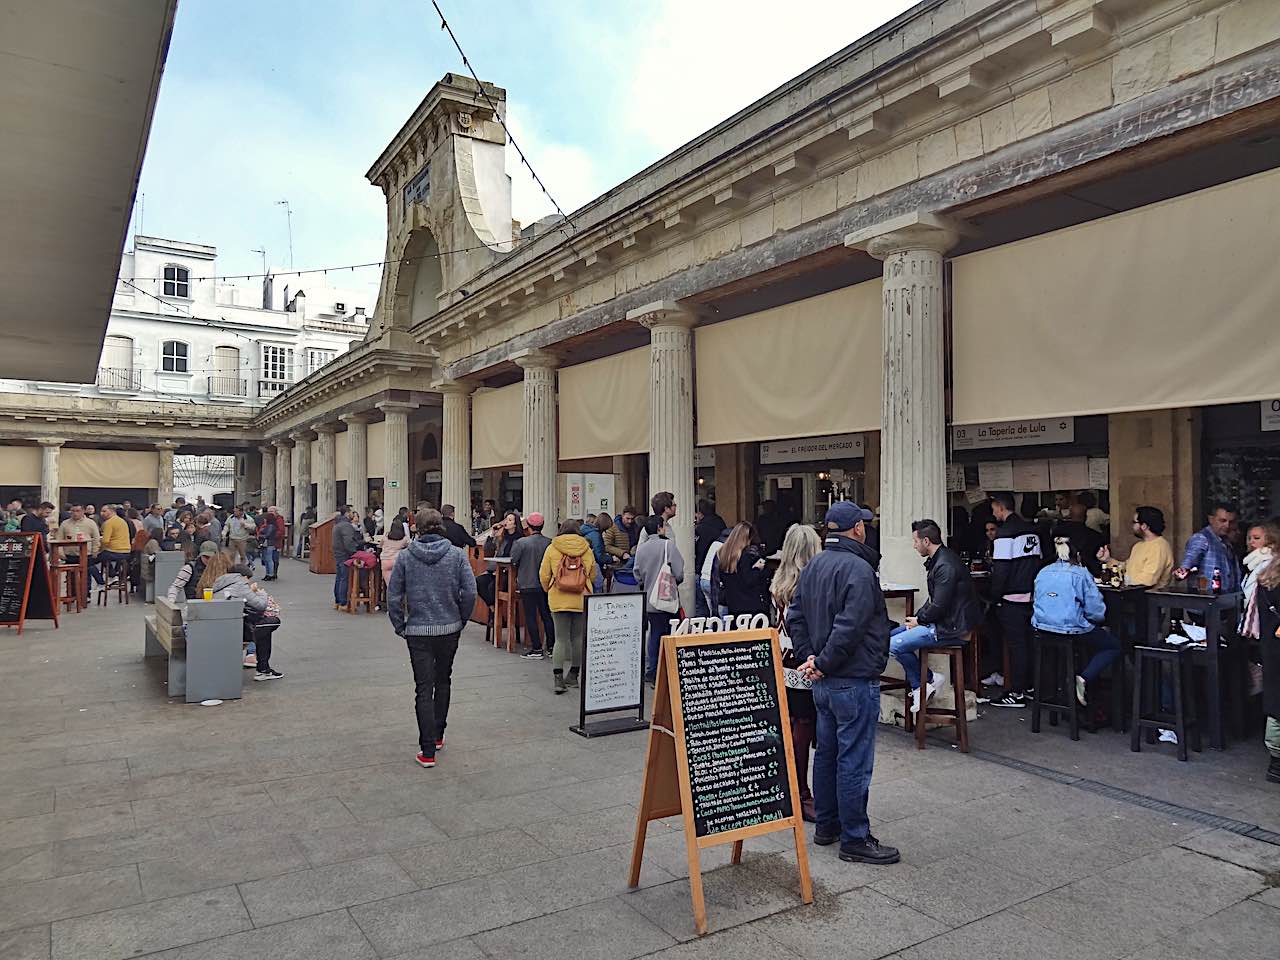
[559,347,650,459]
[61,448,158,488]
[472,382,524,469]
[695,280,882,446]
[335,432,349,482]
[366,420,386,478]
[0,445,40,485]
[952,167,1280,424]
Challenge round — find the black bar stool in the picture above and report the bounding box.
[1131,644,1201,761]
[1030,631,1082,740]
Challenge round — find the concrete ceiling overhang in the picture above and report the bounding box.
[0,0,177,382]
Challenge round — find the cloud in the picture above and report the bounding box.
[503,100,606,227]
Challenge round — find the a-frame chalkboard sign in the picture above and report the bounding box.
[627,627,812,935]
[0,532,58,635]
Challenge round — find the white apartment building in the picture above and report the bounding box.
[0,234,371,405]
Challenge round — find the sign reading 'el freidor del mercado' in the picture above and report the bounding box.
[628,627,811,936]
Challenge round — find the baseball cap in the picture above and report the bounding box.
[825,501,873,531]
[527,512,545,527]
[198,541,220,558]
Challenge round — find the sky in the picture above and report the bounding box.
[133,0,918,302]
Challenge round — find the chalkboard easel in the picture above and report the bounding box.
[572,592,650,738]
[1,532,58,636]
[627,628,812,935]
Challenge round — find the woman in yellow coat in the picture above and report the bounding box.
[539,518,596,694]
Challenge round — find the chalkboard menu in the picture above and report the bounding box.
[628,627,811,937]
[675,639,791,837]
[0,532,56,633]
[573,592,648,738]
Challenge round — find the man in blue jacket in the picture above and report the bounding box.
[787,501,899,866]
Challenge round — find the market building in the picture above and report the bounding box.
[5,0,1280,600]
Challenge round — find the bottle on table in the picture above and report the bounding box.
[1211,567,1222,594]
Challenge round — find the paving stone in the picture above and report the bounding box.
[382,939,487,960]
[1252,886,1280,909]
[349,875,542,956]
[131,782,270,824]
[1123,900,1280,960]
[139,909,377,960]
[0,804,134,852]
[1177,829,1280,875]
[639,923,802,959]
[0,865,141,934]
[767,888,947,960]
[293,812,447,866]
[204,796,355,840]
[897,910,1101,960]
[520,804,648,856]
[456,760,578,799]
[0,924,49,960]
[238,853,417,925]
[0,845,54,887]
[393,827,555,888]
[53,817,214,876]
[50,886,250,960]
[627,863,807,942]
[0,792,53,821]
[496,843,677,910]
[473,898,675,960]
[388,793,532,838]
[870,852,1055,926]
[138,833,311,900]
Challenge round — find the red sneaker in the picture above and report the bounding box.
[434,737,445,750]
[415,753,435,768]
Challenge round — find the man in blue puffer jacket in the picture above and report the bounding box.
[1032,538,1122,709]
[387,508,478,769]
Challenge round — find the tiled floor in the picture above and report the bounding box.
[1,562,1276,959]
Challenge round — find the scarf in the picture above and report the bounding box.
[1241,547,1273,638]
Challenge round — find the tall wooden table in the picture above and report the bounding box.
[48,539,90,611]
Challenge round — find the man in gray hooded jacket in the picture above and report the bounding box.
[387,508,478,768]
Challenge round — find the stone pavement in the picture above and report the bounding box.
[1,562,1277,960]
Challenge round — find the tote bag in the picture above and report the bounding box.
[648,541,680,614]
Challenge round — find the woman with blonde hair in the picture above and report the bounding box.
[771,522,823,822]
[195,550,236,593]
[1250,519,1280,783]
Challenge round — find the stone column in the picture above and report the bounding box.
[258,445,277,508]
[272,438,293,519]
[233,449,257,506]
[290,430,313,535]
[514,350,559,526]
[340,413,370,515]
[847,213,959,589]
[313,423,338,519]
[629,301,698,614]
[377,401,417,513]
[438,381,474,516]
[39,439,65,507]
[155,442,178,506]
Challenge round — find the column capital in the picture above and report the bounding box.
[258,445,276,457]
[271,436,293,449]
[311,422,339,436]
[339,411,373,426]
[511,348,559,371]
[37,437,66,448]
[154,441,180,452]
[845,211,965,260]
[376,400,420,415]
[432,378,475,396]
[289,429,315,443]
[626,300,697,331]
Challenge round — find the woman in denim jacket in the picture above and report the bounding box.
[1032,538,1122,708]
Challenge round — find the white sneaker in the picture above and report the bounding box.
[981,671,1004,687]
[1075,675,1087,706]
[909,687,922,715]
[926,673,943,703]
[1158,728,1178,744]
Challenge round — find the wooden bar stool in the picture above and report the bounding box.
[95,556,130,606]
[346,563,380,614]
[51,562,83,614]
[493,563,517,651]
[904,634,972,753]
[1131,644,1201,761]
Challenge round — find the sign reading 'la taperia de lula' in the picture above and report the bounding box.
[952,417,1075,450]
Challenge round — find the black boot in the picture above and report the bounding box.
[1268,755,1280,784]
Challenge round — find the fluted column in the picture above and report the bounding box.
[437,380,474,517]
[848,213,959,589]
[155,442,178,506]
[340,413,370,515]
[629,301,698,613]
[377,401,417,514]
[290,429,313,536]
[272,438,293,518]
[39,439,65,507]
[258,445,277,508]
[514,350,559,527]
[312,423,338,519]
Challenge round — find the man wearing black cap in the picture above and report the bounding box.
[786,501,899,866]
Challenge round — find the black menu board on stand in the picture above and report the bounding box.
[627,628,811,936]
[0,532,57,635]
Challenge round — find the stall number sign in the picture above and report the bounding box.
[1263,400,1280,433]
[760,433,864,464]
[952,418,1075,450]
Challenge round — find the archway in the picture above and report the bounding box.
[392,228,443,329]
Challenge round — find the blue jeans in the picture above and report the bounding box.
[334,567,349,606]
[90,551,130,585]
[1078,625,1122,682]
[695,577,711,618]
[812,677,879,845]
[890,624,965,691]
[262,546,278,578]
[645,612,674,681]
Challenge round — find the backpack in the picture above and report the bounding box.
[555,550,587,594]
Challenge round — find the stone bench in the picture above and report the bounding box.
[145,596,244,703]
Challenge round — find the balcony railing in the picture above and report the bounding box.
[258,379,293,397]
[208,375,247,398]
[96,366,141,392]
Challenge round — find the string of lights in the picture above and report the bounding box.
[429,0,579,252]
[177,238,505,283]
